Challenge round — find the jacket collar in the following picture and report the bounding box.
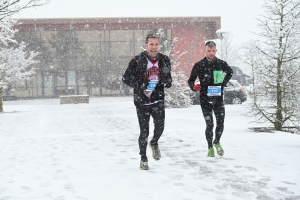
[143,51,160,62]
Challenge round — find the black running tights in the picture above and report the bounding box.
[136,102,165,160]
[200,100,225,149]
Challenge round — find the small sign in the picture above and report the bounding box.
[213,70,224,84]
[207,86,222,96]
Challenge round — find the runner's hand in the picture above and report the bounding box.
[164,81,172,88]
[193,84,201,91]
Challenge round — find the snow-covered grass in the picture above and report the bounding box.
[0,97,299,200]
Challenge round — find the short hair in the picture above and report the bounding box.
[146,33,159,43]
[205,41,216,48]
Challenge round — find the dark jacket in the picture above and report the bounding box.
[122,51,172,106]
[188,57,233,102]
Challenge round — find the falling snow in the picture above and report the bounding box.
[0,97,299,200]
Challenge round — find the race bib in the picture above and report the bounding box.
[147,80,158,90]
[207,86,222,96]
[213,70,224,84]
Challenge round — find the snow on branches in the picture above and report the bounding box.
[0,18,17,45]
[155,29,192,108]
[0,0,50,21]
[0,18,39,88]
[0,42,39,88]
[242,0,300,130]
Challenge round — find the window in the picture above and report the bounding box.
[43,72,53,88]
[68,71,76,86]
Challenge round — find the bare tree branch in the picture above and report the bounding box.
[242,0,300,130]
[0,0,50,21]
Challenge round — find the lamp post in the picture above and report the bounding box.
[216,29,227,59]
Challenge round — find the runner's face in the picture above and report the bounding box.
[145,38,159,58]
[205,46,217,60]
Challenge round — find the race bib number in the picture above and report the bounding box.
[213,70,224,84]
[207,86,221,96]
[147,80,158,90]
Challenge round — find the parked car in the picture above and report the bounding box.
[224,80,247,104]
[230,66,252,86]
[191,80,247,105]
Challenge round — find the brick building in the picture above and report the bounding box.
[6,17,220,99]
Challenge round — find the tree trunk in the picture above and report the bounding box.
[0,87,3,112]
[275,52,283,130]
[275,81,283,130]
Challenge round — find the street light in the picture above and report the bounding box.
[216,29,228,59]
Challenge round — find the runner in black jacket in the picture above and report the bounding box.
[188,41,233,157]
[122,34,172,170]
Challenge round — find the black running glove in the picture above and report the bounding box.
[164,81,172,88]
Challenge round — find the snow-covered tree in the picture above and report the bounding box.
[155,29,192,108]
[0,1,49,112]
[0,41,39,88]
[242,0,300,131]
[0,27,39,111]
[0,18,17,45]
[164,69,192,108]
[0,18,17,112]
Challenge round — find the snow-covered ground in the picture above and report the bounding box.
[0,97,299,200]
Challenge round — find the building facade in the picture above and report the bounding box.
[6,17,220,99]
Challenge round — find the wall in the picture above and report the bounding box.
[6,17,220,99]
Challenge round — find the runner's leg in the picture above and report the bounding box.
[200,101,214,149]
[150,102,165,145]
[136,105,151,160]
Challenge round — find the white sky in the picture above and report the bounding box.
[16,0,265,47]
[1,97,299,199]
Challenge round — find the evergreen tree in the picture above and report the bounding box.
[155,29,192,108]
[0,0,49,112]
[0,19,39,112]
